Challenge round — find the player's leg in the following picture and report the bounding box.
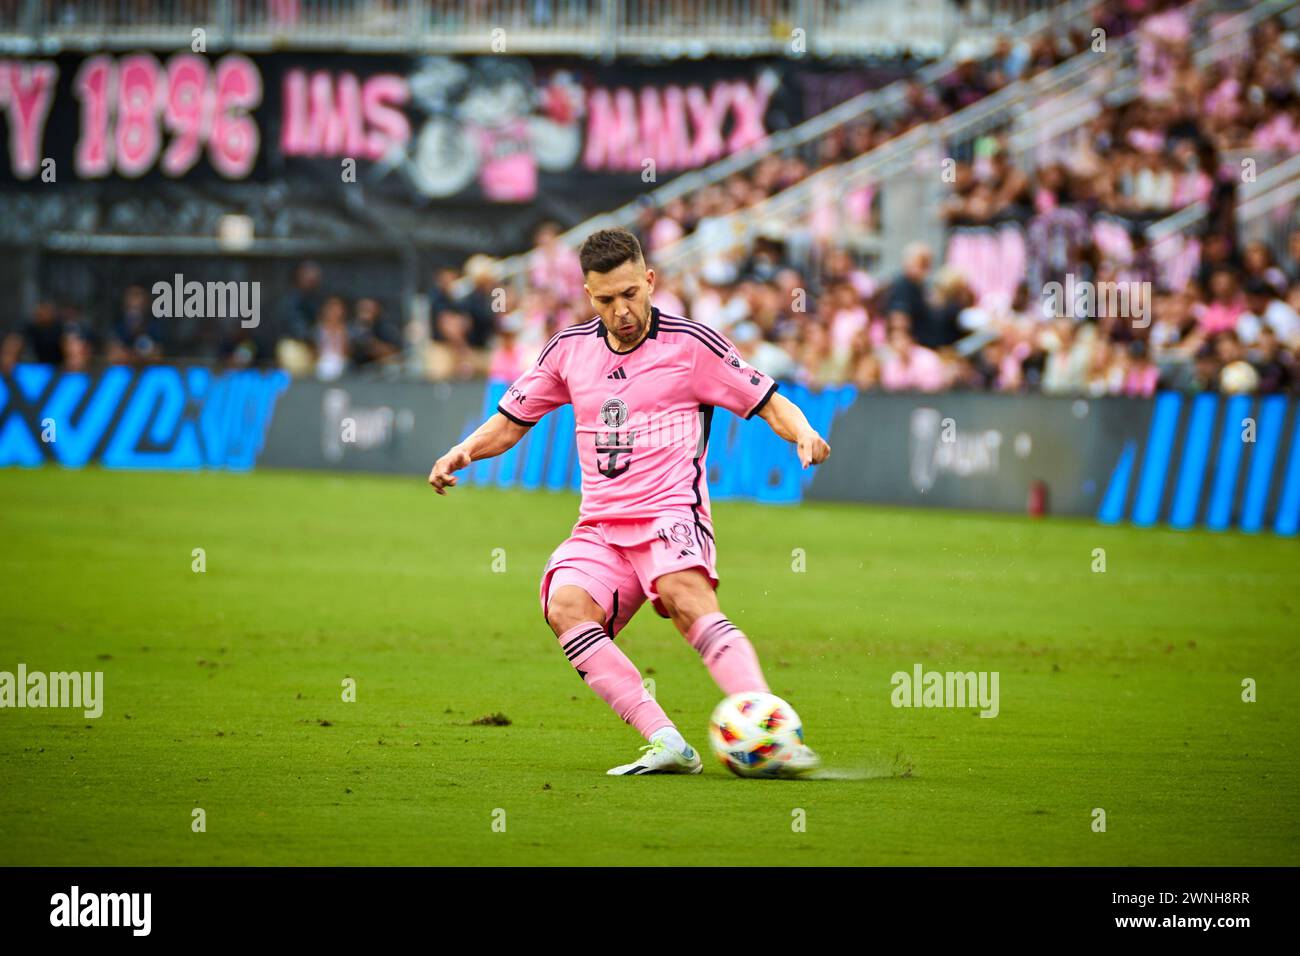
[613,512,771,695]
[600,512,764,691]
[651,568,770,696]
[540,532,701,775]
[623,515,820,777]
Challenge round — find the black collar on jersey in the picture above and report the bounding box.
[597,306,660,355]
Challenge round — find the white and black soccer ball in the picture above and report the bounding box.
[708,692,805,778]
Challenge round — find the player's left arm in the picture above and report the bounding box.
[757,392,831,469]
[688,330,830,469]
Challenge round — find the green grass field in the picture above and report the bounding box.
[1,467,1297,866]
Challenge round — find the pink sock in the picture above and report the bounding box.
[685,612,770,695]
[557,622,674,740]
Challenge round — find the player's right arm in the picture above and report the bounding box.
[428,326,575,495]
[428,413,528,495]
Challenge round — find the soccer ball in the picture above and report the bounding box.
[708,692,805,778]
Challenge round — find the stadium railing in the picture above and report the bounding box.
[0,0,1068,56]
[1147,150,1300,279]
[643,0,1295,283]
[492,0,1100,287]
[644,25,1120,279]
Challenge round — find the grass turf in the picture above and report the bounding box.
[0,467,1296,866]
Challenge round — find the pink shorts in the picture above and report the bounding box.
[539,511,719,635]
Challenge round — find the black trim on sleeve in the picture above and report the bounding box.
[745,381,779,420]
[496,404,537,427]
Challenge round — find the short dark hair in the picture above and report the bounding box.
[579,228,643,276]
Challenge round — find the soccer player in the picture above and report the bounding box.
[429,228,830,776]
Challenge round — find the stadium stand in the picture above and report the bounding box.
[1,0,1297,399]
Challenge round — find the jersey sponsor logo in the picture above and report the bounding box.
[507,384,527,405]
[606,366,627,380]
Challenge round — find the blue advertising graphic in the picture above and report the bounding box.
[0,365,289,470]
[5,367,1296,536]
[1098,392,1300,536]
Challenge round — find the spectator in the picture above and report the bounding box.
[350,298,401,367]
[1200,268,1245,336]
[884,242,933,340]
[459,255,502,349]
[828,281,869,366]
[1249,326,1294,394]
[61,327,93,373]
[1122,340,1160,397]
[428,308,482,381]
[315,296,351,381]
[927,267,973,349]
[23,301,63,366]
[429,267,462,326]
[1238,278,1300,347]
[528,221,583,303]
[280,261,321,343]
[880,324,947,392]
[1287,232,1300,285]
[1041,318,1093,394]
[487,312,530,382]
[1242,240,1290,296]
[108,286,166,364]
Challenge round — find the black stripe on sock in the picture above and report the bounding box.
[697,620,738,660]
[703,623,739,657]
[563,626,605,653]
[565,632,607,661]
[564,634,605,660]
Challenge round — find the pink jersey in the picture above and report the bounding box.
[497,306,777,524]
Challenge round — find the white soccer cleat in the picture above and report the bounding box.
[607,739,704,776]
[770,743,821,778]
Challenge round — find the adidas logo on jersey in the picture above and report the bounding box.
[606,366,627,380]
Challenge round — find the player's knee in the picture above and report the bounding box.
[655,571,717,629]
[545,585,605,637]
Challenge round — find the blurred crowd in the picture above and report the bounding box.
[4,0,1299,397]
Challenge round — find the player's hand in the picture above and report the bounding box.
[428,445,472,495]
[796,430,830,469]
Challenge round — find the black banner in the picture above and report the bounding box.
[0,867,1284,939]
[0,53,907,254]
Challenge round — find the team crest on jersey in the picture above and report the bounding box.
[600,397,628,427]
[596,397,634,478]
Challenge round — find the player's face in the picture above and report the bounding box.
[585,259,656,348]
